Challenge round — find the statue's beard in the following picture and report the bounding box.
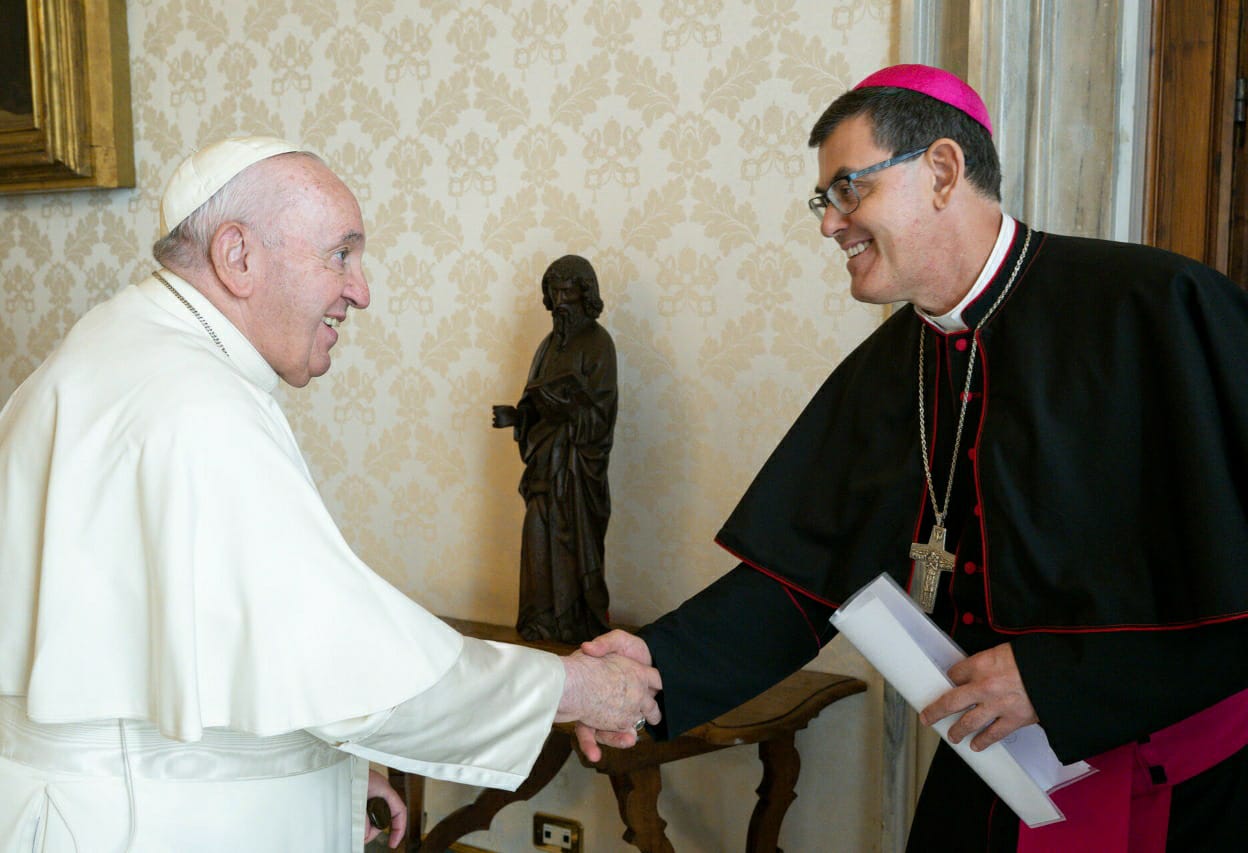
[553,308,587,350]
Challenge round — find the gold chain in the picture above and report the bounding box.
[917,226,1031,527]
[153,271,230,359]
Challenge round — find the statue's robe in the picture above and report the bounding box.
[514,320,617,644]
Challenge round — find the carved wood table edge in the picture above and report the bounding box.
[398,618,866,853]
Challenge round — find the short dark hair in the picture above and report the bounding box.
[808,87,1001,201]
[541,254,604,319]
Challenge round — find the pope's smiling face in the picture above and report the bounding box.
[813,114,940,309]
[247,157,370,388]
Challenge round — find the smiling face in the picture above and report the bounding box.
[814,114,940,309]
[247,157,370,387]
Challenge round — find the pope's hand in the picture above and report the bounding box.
[919,642,1038,751]
[364,768,407,849]
[557,648,661,763]
[569,630,658,761]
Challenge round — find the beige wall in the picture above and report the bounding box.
[0,1,895,850]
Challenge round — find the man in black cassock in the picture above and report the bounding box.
[493,255,617,644]
[577,65,1248,850]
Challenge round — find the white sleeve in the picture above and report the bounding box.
[307,637,565,791]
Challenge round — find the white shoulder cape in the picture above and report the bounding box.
[0,273,464,741]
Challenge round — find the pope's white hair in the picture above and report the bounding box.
[152,150,322,272]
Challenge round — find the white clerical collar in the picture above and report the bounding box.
[144,269,281,393]
[917,214,1017,333]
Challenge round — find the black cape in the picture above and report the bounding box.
[716,227,1248,631]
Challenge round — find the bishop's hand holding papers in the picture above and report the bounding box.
[830,574,1092,827]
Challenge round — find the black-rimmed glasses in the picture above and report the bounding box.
[808,145,931,219]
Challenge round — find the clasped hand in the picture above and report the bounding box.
[558,631,660,762]
[491,404,518,429]
[919,642,1039,751]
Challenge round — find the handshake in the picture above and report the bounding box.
[555,630,658,762]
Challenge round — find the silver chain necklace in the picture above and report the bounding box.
[908,226,1031,612]
[153,270,230,358]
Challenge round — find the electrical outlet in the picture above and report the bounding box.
[532,813,582,853]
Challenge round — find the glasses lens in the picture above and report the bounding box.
[809,179,863,219]
[830,180,858,215]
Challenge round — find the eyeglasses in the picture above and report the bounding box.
[808,145,931,219]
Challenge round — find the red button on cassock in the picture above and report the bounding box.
[955,338,969,351]
[962,612,976,625]
[964,562,977,575]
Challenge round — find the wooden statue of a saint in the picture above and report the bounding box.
[492,255,618,644]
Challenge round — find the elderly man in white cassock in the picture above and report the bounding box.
[0,137,661,852]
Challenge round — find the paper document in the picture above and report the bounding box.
[830,573,1094,828]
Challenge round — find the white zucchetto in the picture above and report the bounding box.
[159,136,302,235]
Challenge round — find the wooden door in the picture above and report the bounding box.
[1143,0,1244,282]
[1229,6,1248,282]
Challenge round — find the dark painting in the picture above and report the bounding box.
[0,2,33,119]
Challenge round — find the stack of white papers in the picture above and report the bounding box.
[830,573,1094,827]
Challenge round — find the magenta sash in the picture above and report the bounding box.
[1017,687,1248,852]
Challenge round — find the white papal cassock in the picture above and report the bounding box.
[0,271,565,851]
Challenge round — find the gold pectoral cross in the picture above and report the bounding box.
[909,524,955,613]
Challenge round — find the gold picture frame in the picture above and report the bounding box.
[0,0,134,193]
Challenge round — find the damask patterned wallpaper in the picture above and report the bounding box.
[0,0,891,849]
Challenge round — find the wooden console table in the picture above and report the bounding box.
[394,619,865,853]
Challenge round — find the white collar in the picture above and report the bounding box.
[144,269,281,394]
[917,214,1017,333]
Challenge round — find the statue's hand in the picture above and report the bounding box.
[530,389,561,419]
[492,404,517,428]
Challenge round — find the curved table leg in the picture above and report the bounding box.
[417,733,573,851]
[608,765,675,853]
[746,733,801,852]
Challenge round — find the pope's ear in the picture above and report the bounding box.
[209,221,255,298]
[926,138,964,209]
